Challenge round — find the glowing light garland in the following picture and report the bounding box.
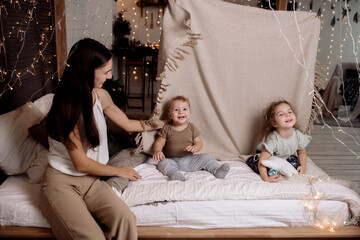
[0,0,58,100]
[119,0,162,47]
[301,175,359,231]
[0,0,114,101]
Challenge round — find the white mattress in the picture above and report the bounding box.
[0,175,350,229]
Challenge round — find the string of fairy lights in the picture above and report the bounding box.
[0,0,57,99]
[118,0,163,46]
[116,0,164,90]
[0,0,359,231]
[0,1,358,101]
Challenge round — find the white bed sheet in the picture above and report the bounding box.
[0,175,350,229]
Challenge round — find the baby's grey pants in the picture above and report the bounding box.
[157,153,220,177]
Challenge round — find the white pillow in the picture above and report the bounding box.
[0,102,45,175]
[261,156,298,178]
[33,93,54,115]
[25,93,54,181]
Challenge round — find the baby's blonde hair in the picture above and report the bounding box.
[168,96,191,112]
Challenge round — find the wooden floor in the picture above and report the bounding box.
[307,124,360,194]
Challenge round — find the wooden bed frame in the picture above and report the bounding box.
[1,225,360,239]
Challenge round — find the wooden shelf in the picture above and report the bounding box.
[136,0,168,18]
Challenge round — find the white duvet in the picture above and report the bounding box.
[119,157,360,222]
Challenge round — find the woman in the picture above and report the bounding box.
[40,38,160,240]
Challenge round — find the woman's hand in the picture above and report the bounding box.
[153,151,165,162]
[116,166,142,181]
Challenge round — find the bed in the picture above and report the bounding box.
[1,0,360,239]
[0,93,359,239]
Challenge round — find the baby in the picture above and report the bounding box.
[152,96,230,181]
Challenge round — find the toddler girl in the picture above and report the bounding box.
[246,100,311,183]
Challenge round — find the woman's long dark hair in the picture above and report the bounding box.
[47,38,112,149]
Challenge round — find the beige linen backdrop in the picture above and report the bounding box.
[138,0,321,160]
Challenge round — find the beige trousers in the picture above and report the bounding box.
[40,166,137,240]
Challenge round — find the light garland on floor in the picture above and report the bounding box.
[302,175,359,231]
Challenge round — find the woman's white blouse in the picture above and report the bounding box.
[47,93,109,176]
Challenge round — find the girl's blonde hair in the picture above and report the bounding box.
[259,100,295,140]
